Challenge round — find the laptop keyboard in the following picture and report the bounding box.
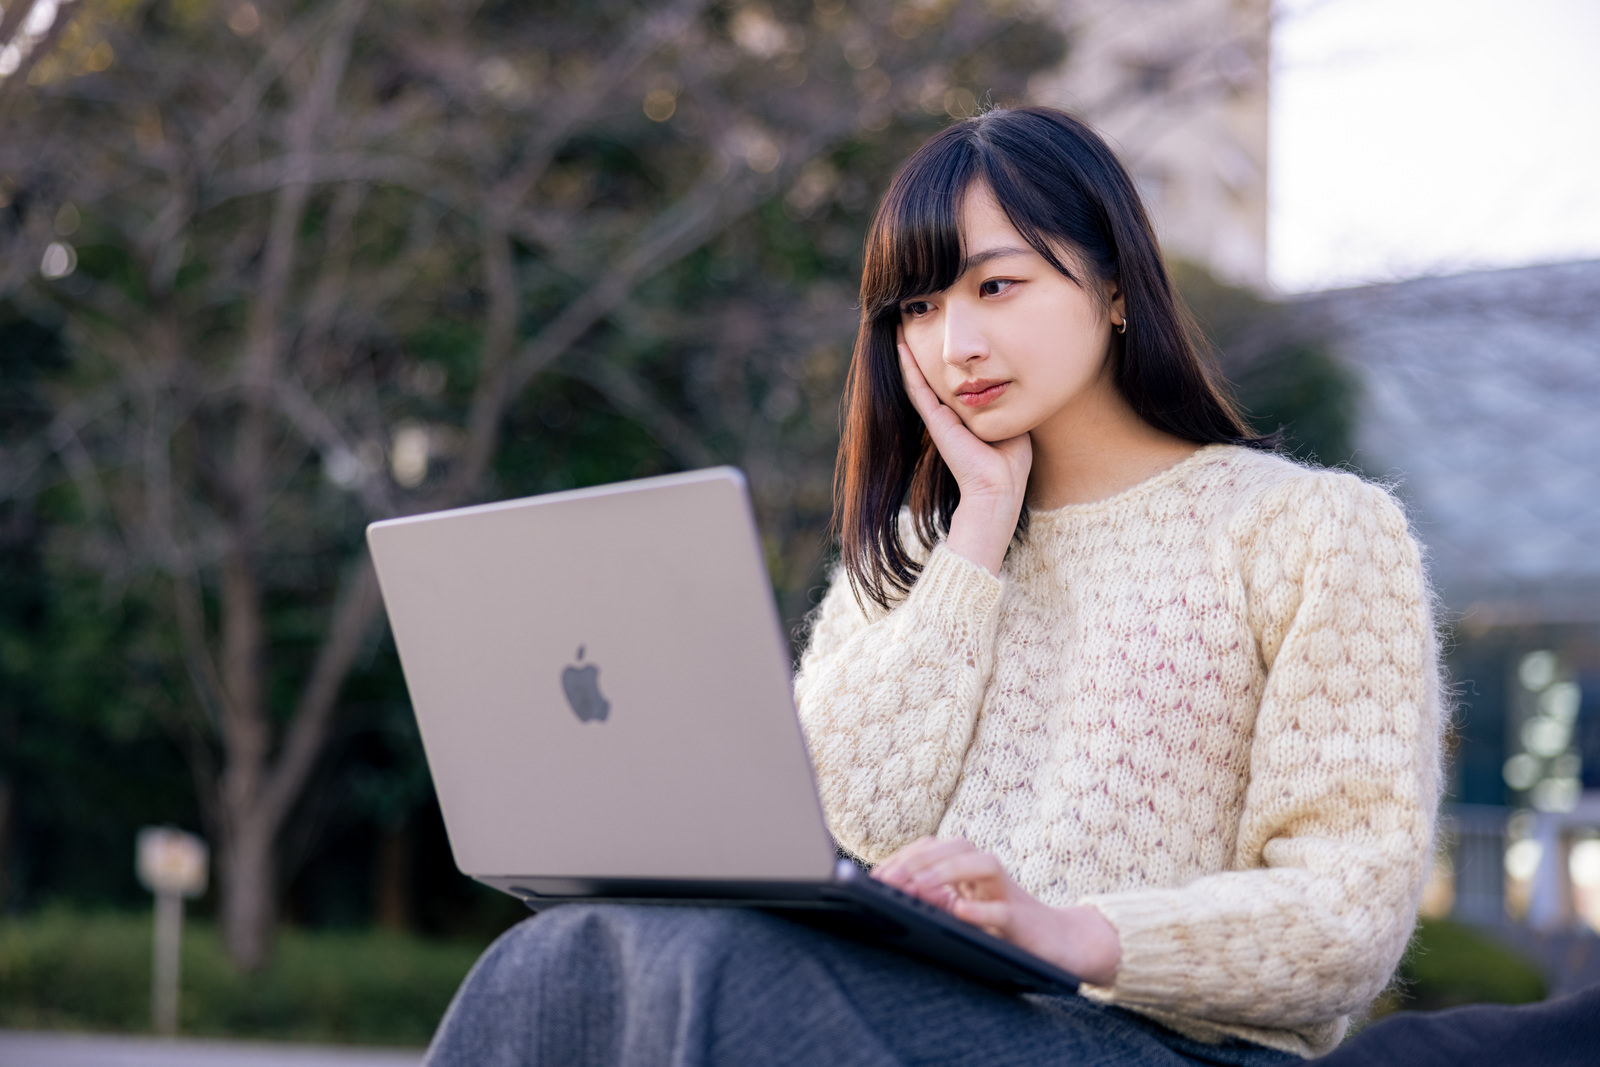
[835,858,966,923]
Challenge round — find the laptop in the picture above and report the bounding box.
[366,466,1079,994]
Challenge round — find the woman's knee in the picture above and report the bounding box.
[458,906,629,1000]
[476,905,787,986]
[543,903,800,958]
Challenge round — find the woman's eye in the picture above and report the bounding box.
[979,279,1014,297]
[900,300,933,318]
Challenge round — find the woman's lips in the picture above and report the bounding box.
[956,381,1008,407]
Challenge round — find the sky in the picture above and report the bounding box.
[1269,0,1600,292]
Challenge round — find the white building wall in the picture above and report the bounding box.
[1030,0,1272,289]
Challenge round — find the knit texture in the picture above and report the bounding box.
[793,444,1445,1058]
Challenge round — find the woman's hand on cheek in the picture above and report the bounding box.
[896,340,1031,509]
[873,836,1122,988]
[897,340,1031,575]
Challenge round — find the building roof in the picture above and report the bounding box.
[1300,259,1600,627]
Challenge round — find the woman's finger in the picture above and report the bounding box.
[897,344,1012,473]
[874,836,979,887]
[950,896,1012,935]
[872,835,934,885]
[897,343,956,428]
[908,849,1007,896]
[876,834,943,869]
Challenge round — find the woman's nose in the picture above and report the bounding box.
[941,303,987,367]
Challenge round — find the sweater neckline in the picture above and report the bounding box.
[1025,443,1238,523]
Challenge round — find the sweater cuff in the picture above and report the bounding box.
[1075,891,1198,1006]
[902,542,1004,623]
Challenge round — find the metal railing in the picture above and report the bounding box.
[1438,795,1600,932]
[1439,803,1510,925]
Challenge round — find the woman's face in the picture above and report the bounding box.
[897,183,1123,444]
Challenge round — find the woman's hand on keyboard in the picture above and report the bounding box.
[873,836,1122,987]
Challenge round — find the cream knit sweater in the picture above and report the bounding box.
[793,444,1444,1058]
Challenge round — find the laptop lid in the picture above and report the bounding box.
[367,468,837,885]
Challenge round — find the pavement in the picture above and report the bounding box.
[0,1031,423,1066]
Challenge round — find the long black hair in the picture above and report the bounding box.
[834,106,1270,610]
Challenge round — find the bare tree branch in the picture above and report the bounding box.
[259,557,382,834]
[561,359,719,470]
[492,0,715,208]
[0,0,76,114]
[0,0,38,50]
[271,377,397,518]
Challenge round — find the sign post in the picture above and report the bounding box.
[135,827,208,1036]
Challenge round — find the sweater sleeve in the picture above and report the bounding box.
[793,543,1005,863]
[1077,473,1445,1032]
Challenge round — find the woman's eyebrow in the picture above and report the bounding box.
[958,245,1033,274]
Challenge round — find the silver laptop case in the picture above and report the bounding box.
[368,468,836,891]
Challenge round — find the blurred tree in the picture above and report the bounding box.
[1,0,1347,971]
[0,0,1068,968]
[1171,261,1362,468]
[0,304,203,914]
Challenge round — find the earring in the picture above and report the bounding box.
[1115,317,1128,335]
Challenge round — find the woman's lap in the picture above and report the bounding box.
[422,904,1295,1067]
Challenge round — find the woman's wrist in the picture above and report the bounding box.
[1064,903,1122,987]
[945,497,1023,575]
[1023,902,1120,987]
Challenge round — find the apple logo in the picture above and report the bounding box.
[561,645,610,723]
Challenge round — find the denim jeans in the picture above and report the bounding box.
[423,904,1298,1067]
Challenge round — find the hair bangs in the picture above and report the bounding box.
[981,167,1089,293]
[860,133,977,320]
[972,124,1111,297]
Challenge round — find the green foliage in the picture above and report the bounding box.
[1232,342,1362,469]
[0,907,483,1045]
[1360,917,1548,1027]
[0,306,199,912]
[1171,261,1362,469]
[1392,918,1547,1012]
[0,468,200,911]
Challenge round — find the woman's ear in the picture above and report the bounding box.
[1109,284,1126,332]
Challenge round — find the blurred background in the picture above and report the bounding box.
[1,0,1596,1049]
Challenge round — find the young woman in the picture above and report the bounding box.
[423,107,1444,1066]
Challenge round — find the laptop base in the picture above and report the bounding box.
[484,861,1081,995]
